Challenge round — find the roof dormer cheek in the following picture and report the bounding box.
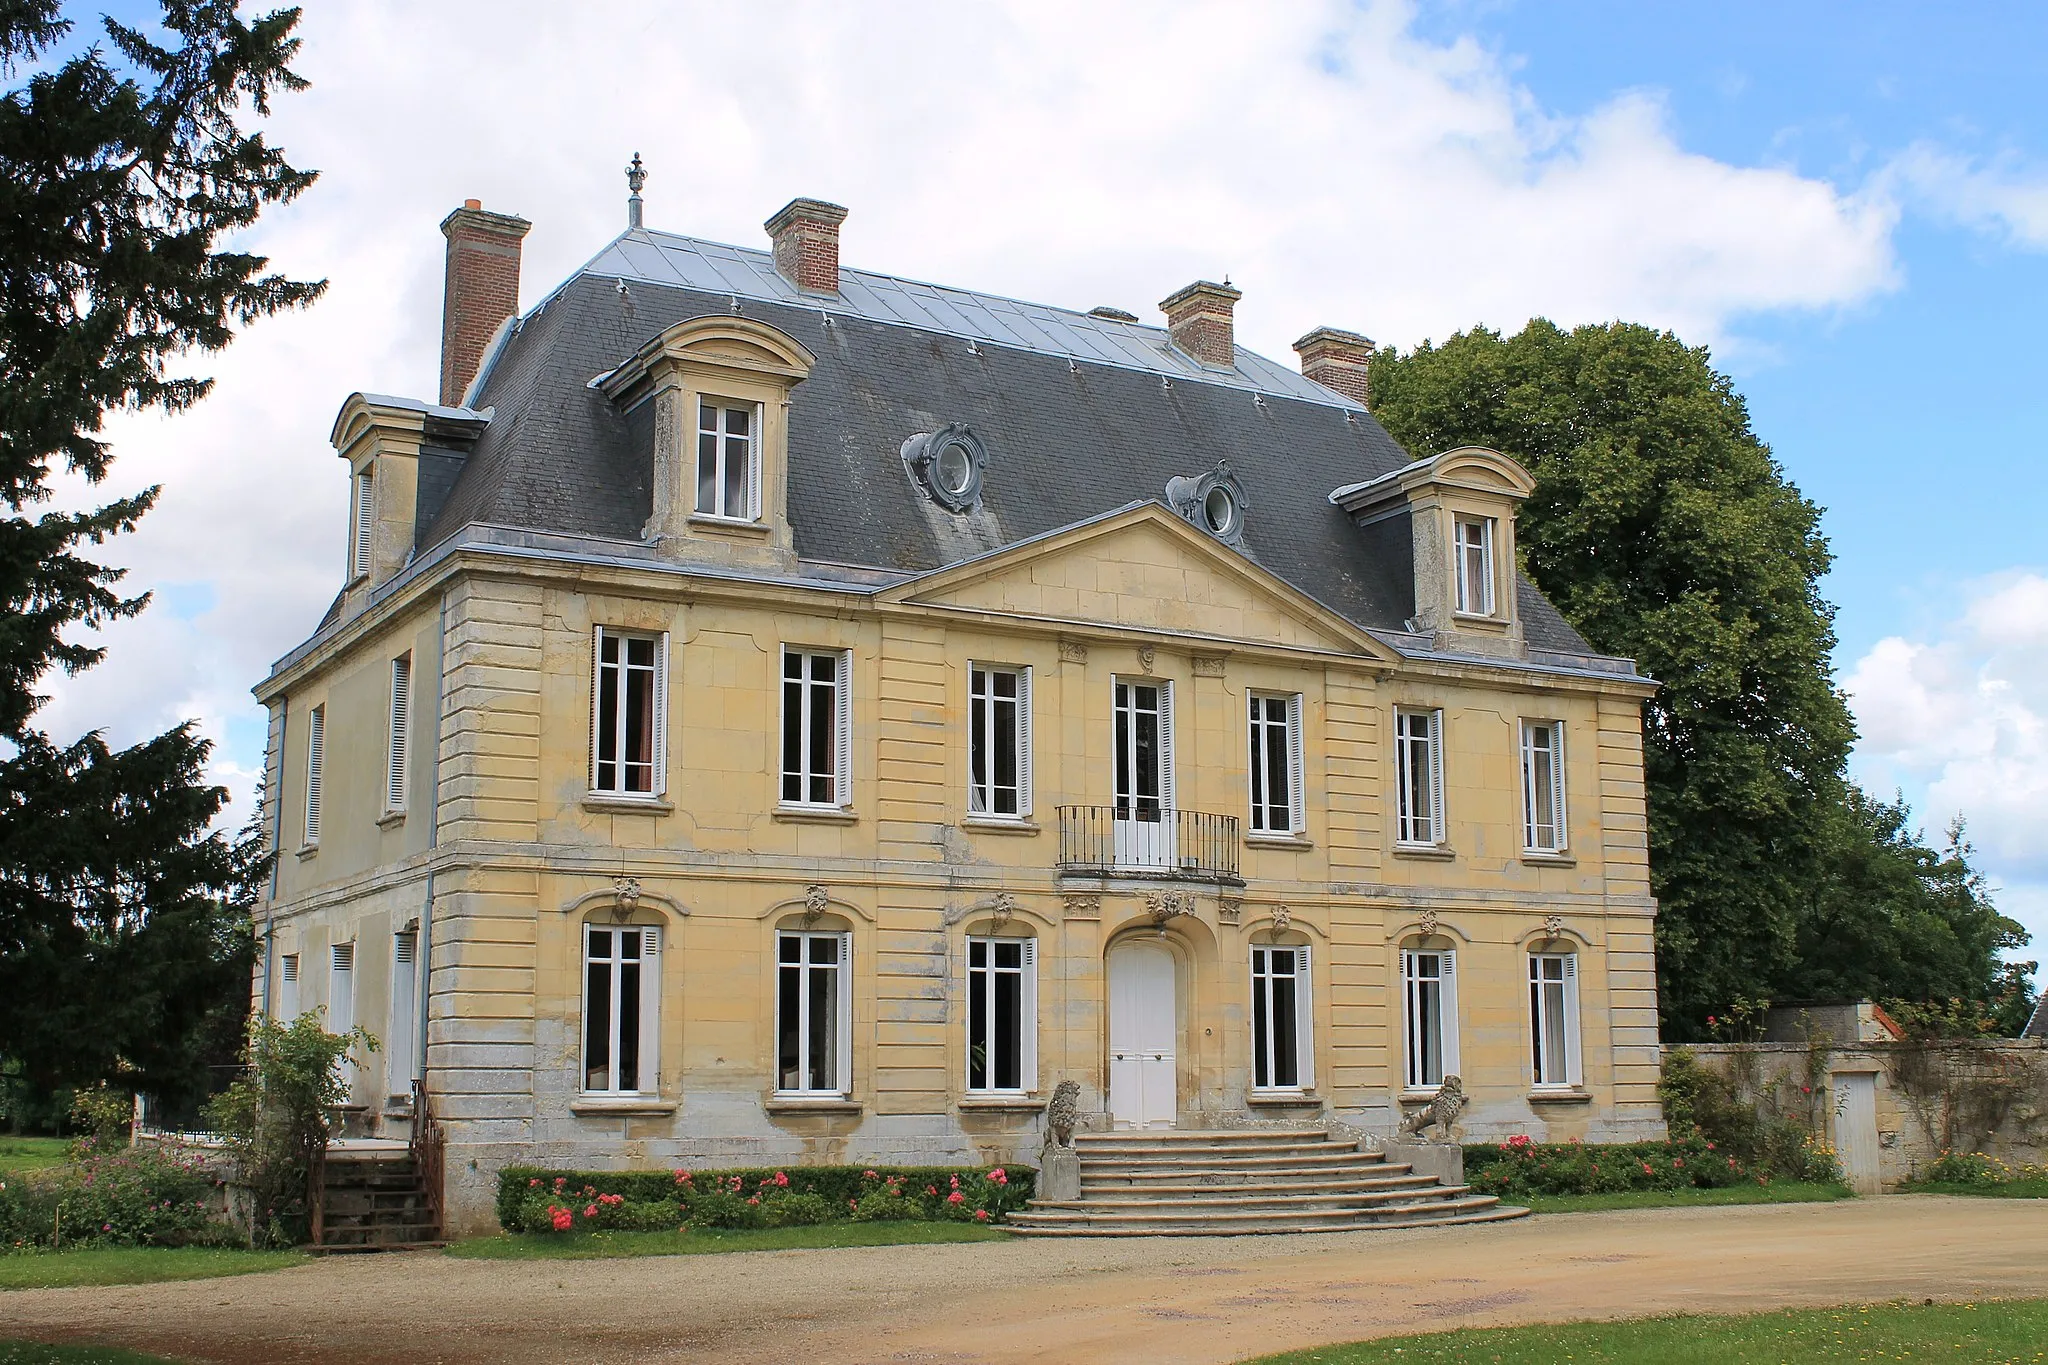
[599,315,815,573]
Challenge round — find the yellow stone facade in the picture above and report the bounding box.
[260,473,1662,1234]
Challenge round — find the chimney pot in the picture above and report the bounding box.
[764,197,849,295]
[438,202,531,407]
[1159,280,1242,369]
[1293,326,1375,406]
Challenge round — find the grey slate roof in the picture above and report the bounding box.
[419,231,1597,659]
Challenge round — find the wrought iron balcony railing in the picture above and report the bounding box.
[1055,805,1241,882]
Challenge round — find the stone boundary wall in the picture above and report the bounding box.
[1674,1040,2048,1191]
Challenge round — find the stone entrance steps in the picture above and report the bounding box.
[312,1154,441,1251]
[1007,1128,1528,1237]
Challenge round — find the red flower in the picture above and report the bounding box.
[862,1169,879,1180]
[774,1171,790,1187]
[1641,1162,1654,1175]
[746,1197,760,1206]
[549,1206,573,1232]
[927,1185,938,1196]
[674,1170,691,1183]
[950,1174,961,1189]
[583,1204,598,1218]
[974,1209,990,1222]
[946,1191,965,1204]
[990,1168,1008,1184]
[528,1177,540,1187]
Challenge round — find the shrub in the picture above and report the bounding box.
[205,1011,376,1248]
[850,1189,923,1222]
[496,1162,1034,1233]
[0,1141,222,1251]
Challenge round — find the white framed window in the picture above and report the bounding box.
[695,399,760,521]
[1401,948,1459,1090]
[590,627,666,797]
[776,930,851,1095]
[303,704,325,846]
[1394,707,1444,846]
[387,930,419,1095]
[1454,515,1495,616]
[1250,944,1313,1091]
[330,942,358,1095]
[385,654,412,815]
[278,952,301,1019]
[1529,953,1582,1088]
[1248,692,1304,835]
[350,467,374,581]
[968,664,1031,819]
[1521,720,1567,853]
[583,923,660,1094]
[967,936,1037,1092]
[781,647,850,808]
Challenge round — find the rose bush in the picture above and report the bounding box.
[0,1139,225,1251]
[497,1162,1033,1234]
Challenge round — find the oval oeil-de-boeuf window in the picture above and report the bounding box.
[935,440,974,496]
[1203,483,1238,535]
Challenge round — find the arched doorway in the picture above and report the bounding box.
[1108,939,1177,1128]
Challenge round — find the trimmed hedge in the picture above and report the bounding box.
[1465,1128,1840,1200]
[497,1163,1034,1234]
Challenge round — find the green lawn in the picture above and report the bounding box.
[0,1344,177,1365]
[1520,1181,1854,1214]
[449,1219,1012,1260]
[1244,1298,2048,1364]
[1909,1179,2048,1199]
[0,1246,307,1291]
[0,1138,71,1175]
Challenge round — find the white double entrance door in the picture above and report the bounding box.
[1108,941,1177,1129]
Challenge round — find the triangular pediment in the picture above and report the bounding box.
[880,504,1398,660]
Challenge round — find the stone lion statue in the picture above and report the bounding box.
[1399,1074,1467,1140]
[1045,1079,1082,1150]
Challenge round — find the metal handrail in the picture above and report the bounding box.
[1055,805,1241,882]
[409,1077,444,1240]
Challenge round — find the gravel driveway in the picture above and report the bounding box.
[11,1197,2046,1364]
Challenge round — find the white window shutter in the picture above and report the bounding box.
[352,470,374,579]
[641,924,661,1093]
[589,627,604,791]
[1022,937,1039,1091]
[304,706,324,845]
[1018,666,1034,817]
[835,649,853,805]
[387,656,410,812]
[1439,949,1461,1079]
[836,930,854,1091]
[1295,943,1314,1090]
[1287,693,1306,834]
[1428,709,1446,844]
[1160,680,1176,811]
[1552,723,1569,852]
[749,402,764,521]
[654,631,671,796]
[1563,954,1583,1086]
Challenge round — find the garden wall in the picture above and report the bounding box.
[1676,1040,2048,1192]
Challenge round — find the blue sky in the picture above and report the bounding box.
[39,1,2048,970]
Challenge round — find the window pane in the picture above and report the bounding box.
[596,658,619,791]
[778,961,800,1088]
[993,690,1018,814]
[808,960,838,1090]
[1272,966,1299,1087]
[723,429,749,517]
[807,673,834,805]
[808,935,838,966]
[586,951,611,1091]
[995,940,1022,970]
[968,687,988,813]
[1252,967,1270,1089]
[623,657,652,792]
[1543,980,1569,1083]
[1264,725,1289,829]
[995,967,1022,1090]
[618,959,640,1091]
[696,422,718,514]
[968,961,988,1090]
[782,676,803,803]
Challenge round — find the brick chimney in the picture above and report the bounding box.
[1160,280,1242,368]
[1293,326,1375,405]
[438,200,531,406]
[764,197,849,295]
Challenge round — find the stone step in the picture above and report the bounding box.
[1079,1150,1380,1175]
[1008,1193,1511,1231]
[1032,1185,1477,1215]
[1083,1160,1408,1185]
[1005,1203,1530,1238]
[1076,1128,1333,1144]
[1075,1175,1444,1201]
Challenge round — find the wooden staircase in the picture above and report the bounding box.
[1006,1128,1528,1237]
[309,1150,441,1251]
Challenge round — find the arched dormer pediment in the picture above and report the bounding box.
[601,313,814,572]
[1430,446,1536,500]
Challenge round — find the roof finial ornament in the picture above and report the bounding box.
[626,152,647,230]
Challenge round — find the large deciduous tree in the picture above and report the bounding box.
[0,1,320,1109]
[1365,319,2027,1035]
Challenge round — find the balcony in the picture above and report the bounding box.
[1056,805,1241,884]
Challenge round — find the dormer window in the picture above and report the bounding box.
[904,425,987,513]
[1202,483,1240,538]
[696,400,760,521]
[1453,515,1495,616]
[1166,460,1248,548]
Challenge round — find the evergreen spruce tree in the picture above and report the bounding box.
[0,2,321,1106]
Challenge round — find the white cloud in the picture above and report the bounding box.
[36,0,1913,835]
[1882,142,2048,249]
[1846,572,2048,957]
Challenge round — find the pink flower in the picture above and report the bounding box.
[674,1170,691,1183]
[947,1191,965,1205]
[747,1196,760,1206]
[974,1209,990,1222]
[1641,1162,1654,1175]
[528,1177,540,1187]
[774,1171,790,1187]
[949,1174,961,1189]
[862,1169,879,1180]
[990,1168,1007,1184]
[549,1206,573,1232]
[927,1185,938,1197]
[583,1204,598,1218]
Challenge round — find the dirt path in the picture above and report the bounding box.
[8,1197,2045,1365]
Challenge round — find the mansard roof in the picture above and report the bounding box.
[416,229,1602,661]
